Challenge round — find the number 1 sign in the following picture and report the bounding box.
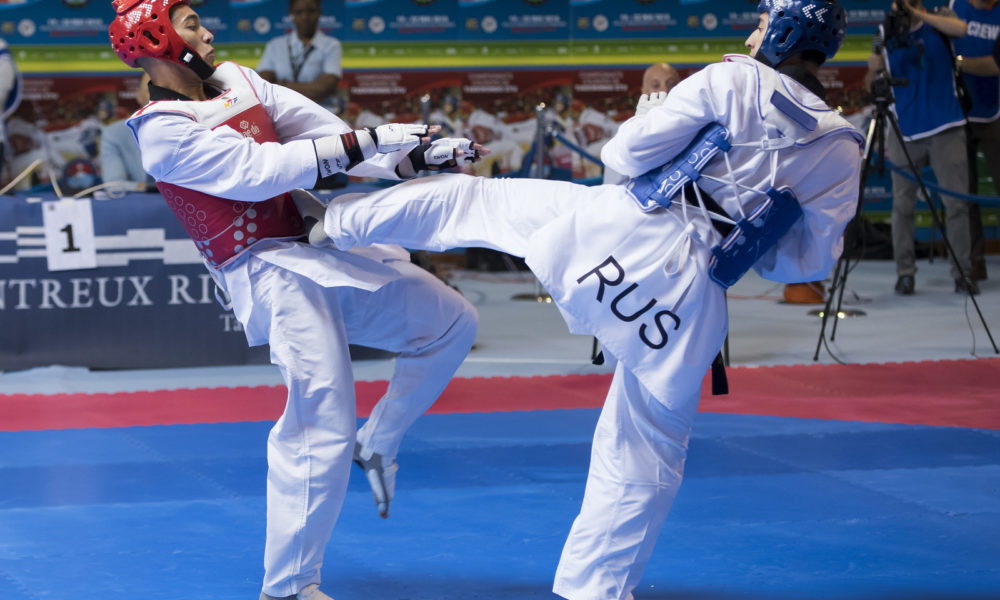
[42,199,98,271]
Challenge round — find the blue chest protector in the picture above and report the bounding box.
[707,186,802,289]
[624,121,804,290]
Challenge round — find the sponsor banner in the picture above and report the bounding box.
[228,0,345,48]
[9,65,881,187]
[0,193,271,371]
[331,64,876,180]
[569,0,886,40]
[458,0,571,42]
[5,65,897,186]
[0,0,108,45]
[571,0,686,40]
[7,74,143,195]
[342,0,459,43]
[0,0,887,49]
[14,36,876,74]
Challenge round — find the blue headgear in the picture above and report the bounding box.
[554,92,571,111]
[756,0,847,66]
[329,95,346,114]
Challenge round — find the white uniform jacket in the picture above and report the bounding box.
[531,55,863,405]
[128,62,412,346]
[602,54,864,284]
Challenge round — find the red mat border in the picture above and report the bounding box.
[1,358,997,432]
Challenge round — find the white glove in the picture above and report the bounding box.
[422,138,483,168]
[394,137,488,178]
[367,123,430,153]
[635,91,668,117]
[312,123,430,178]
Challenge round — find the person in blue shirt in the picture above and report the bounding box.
[865,0,979,295]
[0,37,20,181]
[951,0,999,282]
[99,73,155,193]
[258,0,341,108]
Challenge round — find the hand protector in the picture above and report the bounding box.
[418,138,481,169]
[367,123,430,153]
[312,123,430,179]
[394,138,481,178]
[635,91,668,117]
[313,129,377,178]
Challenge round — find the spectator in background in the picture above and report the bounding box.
[352,101,388,130]
[429,95,465,137]
[99,73,155,193]
[603,62,680,185]
[574,100,620,179]
[0,37,21,181]
[865,0,977,295]
[961,23,1000,71]
[466,100,525,175]
[641,62,681,96]
[258,0,341,108]
[952,0,999,283]
[548,92,576,135]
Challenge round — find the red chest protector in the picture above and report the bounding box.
[136,62,305,268]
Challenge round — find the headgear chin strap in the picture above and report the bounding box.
[756,0,847,67]
[109,0,215,79]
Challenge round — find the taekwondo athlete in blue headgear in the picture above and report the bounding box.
[319,2,863,598]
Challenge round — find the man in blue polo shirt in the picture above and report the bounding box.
[952,0,999,283]
[866,0,979,295]
[258,0,341,108]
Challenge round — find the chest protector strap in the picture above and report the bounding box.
[624,123,732,213]
[624,82,834,289]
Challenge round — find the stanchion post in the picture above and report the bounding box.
[511,102,554,303]
[420,94,431,124]
[534,102,546,179]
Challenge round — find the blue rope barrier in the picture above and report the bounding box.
[549,131,604,166]
[882,157,1000,207]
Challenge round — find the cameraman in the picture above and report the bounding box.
[865,0,979,295]
[952,0,999,283]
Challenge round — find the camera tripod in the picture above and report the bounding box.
[813,73,998,360]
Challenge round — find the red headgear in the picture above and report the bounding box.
[108,0,215,78]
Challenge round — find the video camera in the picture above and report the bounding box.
[869,70,909,104]
[881,0,919,50]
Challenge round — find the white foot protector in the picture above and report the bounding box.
[353,442,398,519]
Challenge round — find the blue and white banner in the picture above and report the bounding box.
[0,0,894,46]
[458,0,571,42]
[0,193,270,371]
[341,0,459,42]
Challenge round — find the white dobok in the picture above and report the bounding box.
[322,54,863,600]
[129,62,478,597]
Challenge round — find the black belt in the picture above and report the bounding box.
[682,182,734,238]
[681,182,730,396]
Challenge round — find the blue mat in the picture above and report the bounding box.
[0,410,998,599]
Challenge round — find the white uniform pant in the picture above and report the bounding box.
[553,362,696,600]
[244,255,478,597]
[325,173,716,600]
